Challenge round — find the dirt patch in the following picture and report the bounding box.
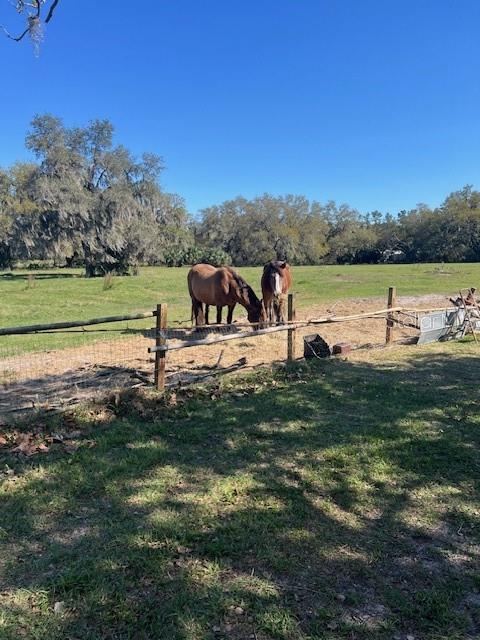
[0,294,453,417]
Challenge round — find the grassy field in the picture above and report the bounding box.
[1,263,480,354]
[0,341,479,639]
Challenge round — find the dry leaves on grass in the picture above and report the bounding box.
[0,427,95,458]
[0,430,50,457]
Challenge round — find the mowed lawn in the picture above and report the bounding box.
[1,341,479,639]
[1,263,480,353]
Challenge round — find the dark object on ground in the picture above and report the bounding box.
[304,334,331,359]
[332,342,352,356]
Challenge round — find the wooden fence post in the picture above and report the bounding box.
[385,287,396,344]
[154,303,167,392]
[287,293,296,362]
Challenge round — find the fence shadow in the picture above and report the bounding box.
[1,347,479,639]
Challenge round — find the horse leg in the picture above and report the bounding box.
[263,292,274,324]
[205,304,210,325]
[227,304,235,324]
[277,296,285,323]
[271,297,278,323]
[192,299,204,326]
[216,306,223,324]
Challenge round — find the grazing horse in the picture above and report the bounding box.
[261,260,292,323]
[188,263,266,327]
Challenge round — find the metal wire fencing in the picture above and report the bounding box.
[0,319,156,416]
[0,292,417,417]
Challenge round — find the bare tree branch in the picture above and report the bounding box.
[1,0,60,44]
[44,0,59,23]
[1,23,30,41]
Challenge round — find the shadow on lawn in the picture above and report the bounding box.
[1,349,480,639]
[0,271,81,282]
[0,364,153,416]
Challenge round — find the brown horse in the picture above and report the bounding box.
[261,260,292,323]
[188,263,266,327]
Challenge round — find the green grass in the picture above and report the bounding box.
[1,263,480,354]
[1,341,479,639]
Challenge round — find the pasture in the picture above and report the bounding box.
[1,263,480,354]
[1,340,479,639]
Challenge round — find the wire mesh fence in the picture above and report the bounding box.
[0,322,156,416]
[0,295,423,418]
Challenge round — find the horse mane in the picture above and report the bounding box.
[231,270,247,288]
[263,262,276,280]
[244,283,260,304]
[231,270,260,304]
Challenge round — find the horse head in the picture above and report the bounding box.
[238,284,266,327]
[264,260,288,272]
[264,261,289,297]
[247,297,267,328]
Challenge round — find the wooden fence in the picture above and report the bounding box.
[148,291,405,391]
[0,288,423,395]
[0,311,157,336]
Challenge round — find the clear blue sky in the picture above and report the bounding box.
[1,0,480,216]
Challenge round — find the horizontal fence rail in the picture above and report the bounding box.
[0,305,405,339]
[149,306,405,353]
[3,283,472,413]
[401,306,457,313]
[149,323,299,353]
[309,306,403,324]
[0,311,156,336]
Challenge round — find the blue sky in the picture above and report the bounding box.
[1,0,480,215]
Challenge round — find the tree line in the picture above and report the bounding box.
[1,114,480,275]
[197,187,480,266]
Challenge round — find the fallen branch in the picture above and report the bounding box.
[130,371,151,384]
[169,357,248,386]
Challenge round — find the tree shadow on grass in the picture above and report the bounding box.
[0,272,80,281]
[1,347,480,639]
[0,364,152,416]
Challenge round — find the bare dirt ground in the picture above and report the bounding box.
[0,294,452,418]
